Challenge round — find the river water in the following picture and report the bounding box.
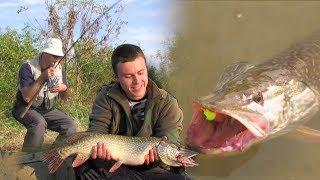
[168,1,320,180]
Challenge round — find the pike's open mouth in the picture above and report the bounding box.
[187,103,268,154]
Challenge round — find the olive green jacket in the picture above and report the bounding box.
[88,79,183,144]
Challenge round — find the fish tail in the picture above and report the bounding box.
[41,148,65,174]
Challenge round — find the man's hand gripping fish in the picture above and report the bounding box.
[187,32,320,155]
[42,132,198,173]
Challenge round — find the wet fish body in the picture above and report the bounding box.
[187,33,320,154]
[42,132,198,173]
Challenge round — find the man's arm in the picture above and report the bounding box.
[19,64,54,103]
[20,75,46,103]
[144,95,183,166]
[50,82,68,98]
[87,87,114,160]
[152,94,186,171]
[87,88,113,133]
[58,87,70,100]
[53,67,69,100]
[153,95,183,144]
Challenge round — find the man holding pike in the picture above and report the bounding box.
[12,38,76,152]
[75,44,190,179]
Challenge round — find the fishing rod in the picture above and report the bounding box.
[20,0,123,118]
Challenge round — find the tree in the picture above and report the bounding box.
[148,37,178,93]
[19,0,127,97]
[15,0,128,127]
[0,28,38,132]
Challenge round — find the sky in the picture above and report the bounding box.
[0,0,177,64]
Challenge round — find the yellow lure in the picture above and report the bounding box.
[203,108,216,121]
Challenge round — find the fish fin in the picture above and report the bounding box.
[287,126,320,143]
[296,126,320,136]
[65,132,91,144]
[216,62,254,90]
[72,153,90,167]
[41,148,65,174]
[109,160,123,173]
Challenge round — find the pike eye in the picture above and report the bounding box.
[252,92,263,105]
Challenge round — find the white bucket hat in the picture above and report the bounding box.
[42,38,64,57]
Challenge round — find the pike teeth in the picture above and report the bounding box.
[244,123,264,137]
[177,156,199,167]
[230,118,235,124]
[234,119,264,137]
[224,111,265,137]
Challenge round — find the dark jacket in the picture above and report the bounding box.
[88,79,183,144]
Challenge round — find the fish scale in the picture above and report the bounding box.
[42,132,198,173]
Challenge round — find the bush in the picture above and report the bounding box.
[0,28,38,131]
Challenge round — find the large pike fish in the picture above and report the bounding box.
[42,132,198,173]
[187,33,320,155]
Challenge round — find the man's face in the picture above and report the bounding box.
[116,56,148,101]
[40,52,61,69]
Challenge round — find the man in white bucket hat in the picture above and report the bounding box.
[42,37,64,57]
[12,37,76,152]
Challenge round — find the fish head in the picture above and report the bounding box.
[187,66,319,155]
[157,141,199,167]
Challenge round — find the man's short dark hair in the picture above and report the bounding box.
[111,44,146,76]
